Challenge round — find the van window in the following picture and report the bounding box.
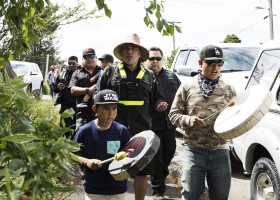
[186,50,200,71]
[221,47,260,72]
[173,50,189,72]
[12,63,29,75]
[247,49,280,89]
[173,48,200,72]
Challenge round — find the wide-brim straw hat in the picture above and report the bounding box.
[113,33,149,62]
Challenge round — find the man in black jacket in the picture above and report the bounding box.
[54,56,79,138]
[147,47,181,199]
[100,33,167,200]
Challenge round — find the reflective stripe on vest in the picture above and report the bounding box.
[119,66,145,79]
[119,64,146,106]
[119,100,144,106]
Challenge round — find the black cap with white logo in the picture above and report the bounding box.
[200,45,225,61]
[94,89,119,105]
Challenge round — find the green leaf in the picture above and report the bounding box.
[70,153,80,163]
[175,26,182,33]
[2,134,38,144]
[155,11,161,19]
[35,17,45,29]
[37,0,45,9]
[144,16,150,26]
[60,108,75,119]
[104,4,112,18]
[96,0,105,10]
[156,20,163,32]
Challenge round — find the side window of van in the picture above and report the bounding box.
[32,64,39,74]
[247,49,280,89]
[186,50,200,71]
[173,50,189,72]
[173,48,200,72]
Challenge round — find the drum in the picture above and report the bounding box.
[214,84,272,140]
[108,130,160,181]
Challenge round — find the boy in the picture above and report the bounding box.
[73,89,130,200]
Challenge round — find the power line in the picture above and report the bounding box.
[236,17,266,34]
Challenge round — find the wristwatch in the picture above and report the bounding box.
[85,88,89,94]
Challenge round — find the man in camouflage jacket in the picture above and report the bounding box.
[169,44,236,200]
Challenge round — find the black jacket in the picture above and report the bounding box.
[54,69,76,113]
[151,68,181,130]
[100,63,163,136]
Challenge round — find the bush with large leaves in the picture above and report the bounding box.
[0,73,80,199]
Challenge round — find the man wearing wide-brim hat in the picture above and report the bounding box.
[100,33,167,200]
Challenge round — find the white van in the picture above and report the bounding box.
[10,61,44,99]
[230,40,280,199]
[171,43,261,93]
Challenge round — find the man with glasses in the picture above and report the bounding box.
[169,44,236,200]
[69,48,101,131]
[100,33,166,200]
[146,47,181,200]
[54,56,79,138]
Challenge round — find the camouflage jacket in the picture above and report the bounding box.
[169,76,236,149]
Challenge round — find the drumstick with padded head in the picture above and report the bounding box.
[204,101,235,121]
[99,151,127,165]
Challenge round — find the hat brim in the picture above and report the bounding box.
[113,43,149,62]
[204,57,226,61]
[95,102,119,105]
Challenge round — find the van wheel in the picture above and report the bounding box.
[250,157,280,200]
[27,85,32,93]
[34,86,42,100]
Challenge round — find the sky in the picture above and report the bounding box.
[52,0,280,64]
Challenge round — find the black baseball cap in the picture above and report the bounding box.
[98,54,114,63]
[200,45,225,61]
[83,48,96,56]
[94,89,119,105]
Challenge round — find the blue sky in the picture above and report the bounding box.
[53,0,280,63]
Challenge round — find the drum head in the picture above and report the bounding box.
[214,84,272,140]
[108,130,160,181]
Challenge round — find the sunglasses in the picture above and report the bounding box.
[203,60,224,67]
[148,57,162,61]
[83,55,96,60]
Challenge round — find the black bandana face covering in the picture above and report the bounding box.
[198,73,219,98]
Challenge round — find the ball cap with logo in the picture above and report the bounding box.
[200,45,226,61]
[98,54,114,63]
[94,89,119,105]
[83,48,96,56]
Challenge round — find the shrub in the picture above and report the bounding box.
[0,74,80,199]
[42,81,50,95]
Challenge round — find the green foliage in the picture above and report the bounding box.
[0,75,80,199]
[42,82,50,95]
[223,34,241,43]
[143,1,182,36]
[165,48,179,68]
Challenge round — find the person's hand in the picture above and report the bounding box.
[188,116,205,128]
[156,102,168,112]
[86,159,102,170]
[57,83,65,91]
[88,84,97,95]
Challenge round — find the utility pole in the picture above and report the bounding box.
[170,21,181,51]
[256,0,274,40]
[268,0,274,40]
[45,54,49,82]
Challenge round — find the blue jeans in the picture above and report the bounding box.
[181,145,231,200]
